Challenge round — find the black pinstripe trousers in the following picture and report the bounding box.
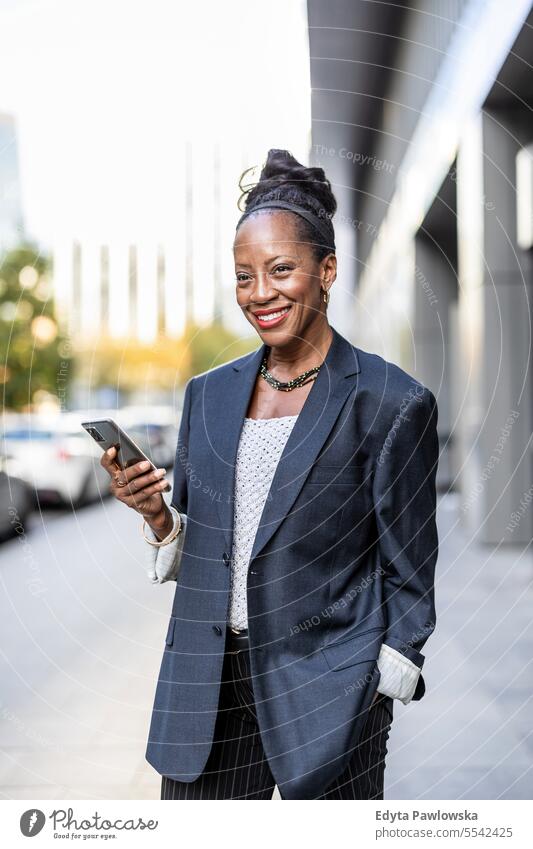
[161,644,393,800]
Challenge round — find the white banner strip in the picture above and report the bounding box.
[2,798,531,847]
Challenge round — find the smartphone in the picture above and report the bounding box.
[81,418,171,491]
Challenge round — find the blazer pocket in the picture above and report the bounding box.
[306,464,369,486]
[321,627,384,671]
[165,617,176,647]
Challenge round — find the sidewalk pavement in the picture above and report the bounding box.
[384,492,533,799]
[1,492,530,799]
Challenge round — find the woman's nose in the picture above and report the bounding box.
[251,271,276,298]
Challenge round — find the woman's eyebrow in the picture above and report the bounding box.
[235,254,301,267]
[268,254,301,263]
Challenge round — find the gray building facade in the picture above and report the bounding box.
[308,0,533,545]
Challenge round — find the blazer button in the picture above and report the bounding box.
[212,625,222,635]
[222,552,230,567]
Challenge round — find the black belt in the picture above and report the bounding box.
[225,626,249,654]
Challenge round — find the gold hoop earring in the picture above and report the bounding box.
[322,286,330,305]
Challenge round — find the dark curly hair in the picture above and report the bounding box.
[236,149,337,261]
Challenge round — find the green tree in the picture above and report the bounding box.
[182,321,257,378]
[0,245,72,411]
[74,333,191,394]
[72,322,256,399]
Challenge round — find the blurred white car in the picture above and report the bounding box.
[119,406,178,468]
[125,422,177,469]
[0,455,35,540]
[1,407,179,508]
[1,413,111,507]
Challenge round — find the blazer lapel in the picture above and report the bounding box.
[203,327,361,558]
[203,343,266,551]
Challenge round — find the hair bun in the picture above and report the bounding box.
[239,148,337,218]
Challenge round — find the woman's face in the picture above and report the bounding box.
[233,211,336,347]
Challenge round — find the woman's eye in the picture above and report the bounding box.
[236,266,292,282]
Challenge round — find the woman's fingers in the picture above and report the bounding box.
[100,445,118,472]
[120,469,169,497]
[101,447,171,513]
[101,450,166,488]
[113,467,168,496]
[101,450,150,482]
[119,486,165,510]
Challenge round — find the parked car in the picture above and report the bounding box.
[0,455,35,540]
[118,406,178,469]
[1,414,111,507]
[1,405,180,509]
[126,422,177,469]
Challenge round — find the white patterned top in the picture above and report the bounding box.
[228,415,298,629]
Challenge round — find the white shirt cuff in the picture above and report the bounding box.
[144,506,187,584]
[376,642,421,704]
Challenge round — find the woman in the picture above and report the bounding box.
[102,149,439,800]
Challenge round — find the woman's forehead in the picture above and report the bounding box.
[234,211,310,256]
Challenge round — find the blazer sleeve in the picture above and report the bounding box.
[145,508,188,584]
[144,378,194,584]
[372,387,439,697]
[170,376,194,515]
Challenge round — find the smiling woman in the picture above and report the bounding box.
[231,149,340,417]
[234,149,337,336]
[103,147,439,801]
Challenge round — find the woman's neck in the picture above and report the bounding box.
[266,323,333,377]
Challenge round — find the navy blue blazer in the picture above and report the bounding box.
[145,325,439,799]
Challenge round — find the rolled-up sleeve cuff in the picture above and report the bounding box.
[376,642,421,704]
[145,507,187,584]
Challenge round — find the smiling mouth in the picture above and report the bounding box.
[252,305,292,325]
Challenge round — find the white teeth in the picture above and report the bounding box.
[257,307,291,322]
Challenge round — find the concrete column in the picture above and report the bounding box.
[413,236,455,417]
[457,112,533,545]
[413,234,457,489]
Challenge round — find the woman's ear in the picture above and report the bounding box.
[322,253,337,287]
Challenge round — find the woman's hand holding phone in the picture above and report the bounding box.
[101,446,174,537]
